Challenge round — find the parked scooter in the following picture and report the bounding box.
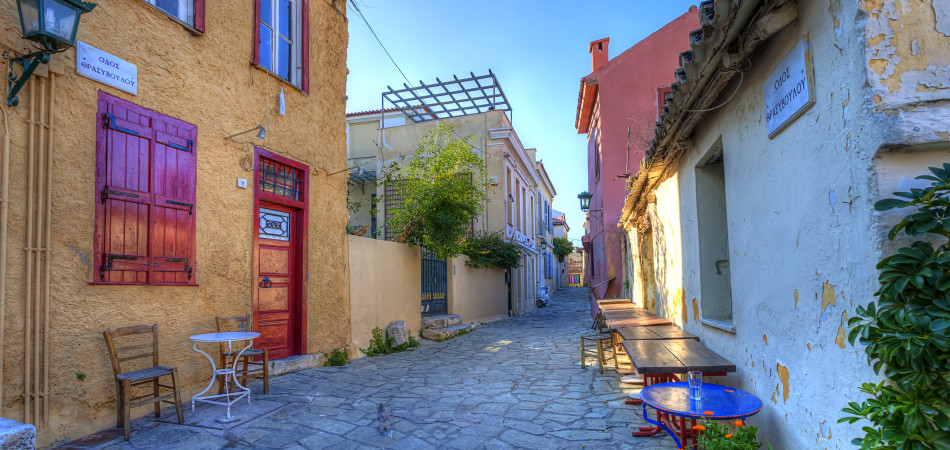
[536,284,550,308]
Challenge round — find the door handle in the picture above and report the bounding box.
[259,276,272,288]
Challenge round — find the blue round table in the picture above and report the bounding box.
[638,382,763,449]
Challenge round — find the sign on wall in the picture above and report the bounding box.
[76,41,138,95]
[764,37,814,138]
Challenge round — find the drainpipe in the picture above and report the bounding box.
[0,65,10,411]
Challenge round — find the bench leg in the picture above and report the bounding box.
[580,336,586,369]
[596,339,605,374]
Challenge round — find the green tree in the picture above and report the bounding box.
[552,236,573,263]
[461,231,521,270]
[840,163,950,450]
[386,122,489,260]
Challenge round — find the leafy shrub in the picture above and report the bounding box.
[462,231,522,270]
[552,236,573,263]
[840,164,950,449]
[360,327,419,357]
[385,122,489,260]
[323,348,348,366]
[696,419,768,450]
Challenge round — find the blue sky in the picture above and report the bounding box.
[345,1,699,241]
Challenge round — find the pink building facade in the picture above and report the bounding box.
[575,7,699,306]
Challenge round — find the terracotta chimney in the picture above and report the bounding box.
[589,38,610,72]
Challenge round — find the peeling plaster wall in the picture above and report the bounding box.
[640,1,949,448]
[0,0,349,445]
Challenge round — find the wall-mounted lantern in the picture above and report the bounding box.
[8,0,97,105]
[577,191,592,212]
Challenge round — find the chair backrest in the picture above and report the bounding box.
[103,324,159,377]
[216,315,251,333]
[215,315,253,352]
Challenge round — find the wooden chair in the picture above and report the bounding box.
[216,315,269,394]
[102,324,184,440]
[580,330,619,374]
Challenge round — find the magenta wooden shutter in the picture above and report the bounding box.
[301,0,310,93]
[95,99,154,283]
[149,117,197,284]
[252,0,262,65]
[194,0,205,32]
[94,93,197,285]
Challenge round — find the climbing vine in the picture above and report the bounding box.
[840,164,950,449]
[385,122,489,260]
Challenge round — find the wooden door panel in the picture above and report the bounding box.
[255,204,296,359]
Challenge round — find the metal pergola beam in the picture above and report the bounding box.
[381,70,512,123]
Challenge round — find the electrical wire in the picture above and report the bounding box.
[349,0,411,86]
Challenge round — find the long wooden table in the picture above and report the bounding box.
[615,325,698,341]
[601,308,673,328]
[621,338,735,375]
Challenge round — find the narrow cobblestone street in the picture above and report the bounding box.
[62,287,665,449]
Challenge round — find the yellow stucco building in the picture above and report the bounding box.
[0,0,349,445]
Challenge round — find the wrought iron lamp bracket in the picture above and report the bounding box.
[7,52,50,106]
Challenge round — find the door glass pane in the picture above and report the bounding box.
[259,24,273,71]
[277,38,292,81]
[278,0,292,38]
[260,0,272,26]
[259,208,291,241]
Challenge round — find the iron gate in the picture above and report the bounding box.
[421,249,447,316]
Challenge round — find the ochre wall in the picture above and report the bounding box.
[0,1,349,445]
[447,256,508,324]
[347,235,421,355]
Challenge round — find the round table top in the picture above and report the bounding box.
[639,382,762,420]
[189,331,260,343]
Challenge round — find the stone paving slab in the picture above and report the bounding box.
[56,288,669,449]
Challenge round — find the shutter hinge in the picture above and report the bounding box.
[101,189,140,204]
[165,257,193,280]
[166,200,193,215]
[102,113,140,136]
[166,139,193,153]
[100,254,142,281]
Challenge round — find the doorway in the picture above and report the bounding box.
[254,149,308,359]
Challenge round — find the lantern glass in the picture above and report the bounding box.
[44,1,79,43]
[577,192,593,212]
[18,0,40,36]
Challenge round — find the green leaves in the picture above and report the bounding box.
[461,232,521,270]
[843,164,950,449]
[551,236,573,262]
[385,122,490,260]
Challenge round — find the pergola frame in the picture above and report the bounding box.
[382,70,512,123]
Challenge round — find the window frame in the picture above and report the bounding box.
[253,0,311,92]
[141,0,205,32]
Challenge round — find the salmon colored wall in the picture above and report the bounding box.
[583,7,699,298]
[0,0,348,445]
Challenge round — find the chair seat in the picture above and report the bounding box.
[223,348,265,357]
[582,333,612,340]
[115,365,173,383]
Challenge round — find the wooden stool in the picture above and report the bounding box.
[580,332,618,374]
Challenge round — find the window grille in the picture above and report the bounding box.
[259,157,304,201]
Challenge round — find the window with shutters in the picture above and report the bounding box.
[253,0,310,92]
[142,0,205,31]
[93,92,198,285]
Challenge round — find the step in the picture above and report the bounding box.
[421,314,461,330]
[421,323,475,341]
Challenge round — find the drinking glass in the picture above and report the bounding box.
[688,371,702,401]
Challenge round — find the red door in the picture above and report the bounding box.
[254,203,298,359]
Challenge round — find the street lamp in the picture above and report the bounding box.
[577,191,592,213]
[8,0,97,105]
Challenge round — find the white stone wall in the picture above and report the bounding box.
[638,1,950,448]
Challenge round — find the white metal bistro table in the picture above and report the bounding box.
[189,331,261,423]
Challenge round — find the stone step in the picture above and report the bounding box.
[421,323,475,341]
[421,314,461,330]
